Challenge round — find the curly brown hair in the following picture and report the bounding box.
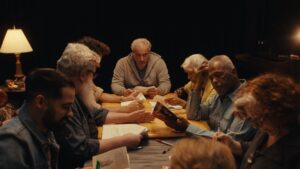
[170,137,236,169]
[77,36,111,57]
[235,73,300,132]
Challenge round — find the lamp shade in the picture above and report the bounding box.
[0,28,33,54]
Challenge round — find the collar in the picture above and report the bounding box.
[217,79,247,102]
[18,103,51,145]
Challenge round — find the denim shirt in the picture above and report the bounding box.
[0,103,59,169]
[54,96,109,169]
[186,80,256,141]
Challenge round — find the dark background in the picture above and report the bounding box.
[1,0,300,92]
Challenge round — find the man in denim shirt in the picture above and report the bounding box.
[164,55,255,141]
[0,68,75,169]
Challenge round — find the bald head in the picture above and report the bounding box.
[209,55,235,72]
[208,55,240,96]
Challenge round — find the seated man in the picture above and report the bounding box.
[55,43,154,169]
[77,36,141,113]
[111,38,171,98]
[0,68,75,169]
[163,55,255,141]
[165,54,216,108]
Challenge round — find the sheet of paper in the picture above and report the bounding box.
[102,124,148,139]
[136,92,146,101]
[92,146,130,169]
[120,100,134,107]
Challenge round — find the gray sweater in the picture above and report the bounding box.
[111,52,171,95]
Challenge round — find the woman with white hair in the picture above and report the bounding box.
[165,54,216,108]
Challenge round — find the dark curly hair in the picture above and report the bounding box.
[235,73,300,133]
[77,36,111,57]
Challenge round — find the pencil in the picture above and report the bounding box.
[156,139,173,146]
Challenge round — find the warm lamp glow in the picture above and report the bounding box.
[294,29,300,43]
[0,27,33,90]
[0,28,32,54]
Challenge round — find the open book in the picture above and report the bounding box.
[152,101,179,122]
[92,146,130,169]
[102,124,148,139]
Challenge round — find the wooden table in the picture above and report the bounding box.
[97,94,210,169]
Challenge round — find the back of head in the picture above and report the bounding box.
[131,38,152,52]
[77,36,111,57]
[209,55,235,72]
[170,138,236,169]
[25,68,74,102]
[181,54,208,71]
[57,43,100,77]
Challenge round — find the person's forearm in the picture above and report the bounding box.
[99,93,122,103]
[104,112,129,124]
[98,136,125,153]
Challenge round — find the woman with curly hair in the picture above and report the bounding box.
[216,73,300,169]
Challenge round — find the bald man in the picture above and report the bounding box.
[163,55,255,141]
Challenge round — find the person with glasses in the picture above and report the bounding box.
[216,73,300,169]
[0,68,75,169]
[111,38,171,99]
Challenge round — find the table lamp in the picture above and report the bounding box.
[0,27,33,90]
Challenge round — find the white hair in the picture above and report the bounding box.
[209,55,235,70]
[181,54,208,70]
[131,38,152,51]
[57,43,101,77]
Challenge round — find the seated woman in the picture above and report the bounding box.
[216,73,300,169]
[169,137,236,169]
[165,54,215,107]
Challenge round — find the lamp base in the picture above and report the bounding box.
[14,75,25,91]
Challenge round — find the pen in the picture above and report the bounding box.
[96,160,100,169]
[156,139,173,146]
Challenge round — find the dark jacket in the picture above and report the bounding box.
[0,103,59,169]
[240,126,300,169]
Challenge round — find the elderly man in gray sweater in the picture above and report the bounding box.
[111,38,171,99]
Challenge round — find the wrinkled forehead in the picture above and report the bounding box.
[208,61,231,72]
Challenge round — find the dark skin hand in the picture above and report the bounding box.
[163,117,189,132]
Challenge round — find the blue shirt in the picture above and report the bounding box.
[0,103,59,169]
[186,80,255,140]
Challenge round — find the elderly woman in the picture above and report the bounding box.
[165,54,216,107]
[169,137,236,169]
[216,73,300,169]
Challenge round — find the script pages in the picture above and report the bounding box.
[92,146,129,169]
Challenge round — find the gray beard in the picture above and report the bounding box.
[78,80,100,112]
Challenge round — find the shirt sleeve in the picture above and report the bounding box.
[185,124,215,138]
[186,89,211,120]
[91,108,109,126]
[156,59,171,95]
[111,59,127,95]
